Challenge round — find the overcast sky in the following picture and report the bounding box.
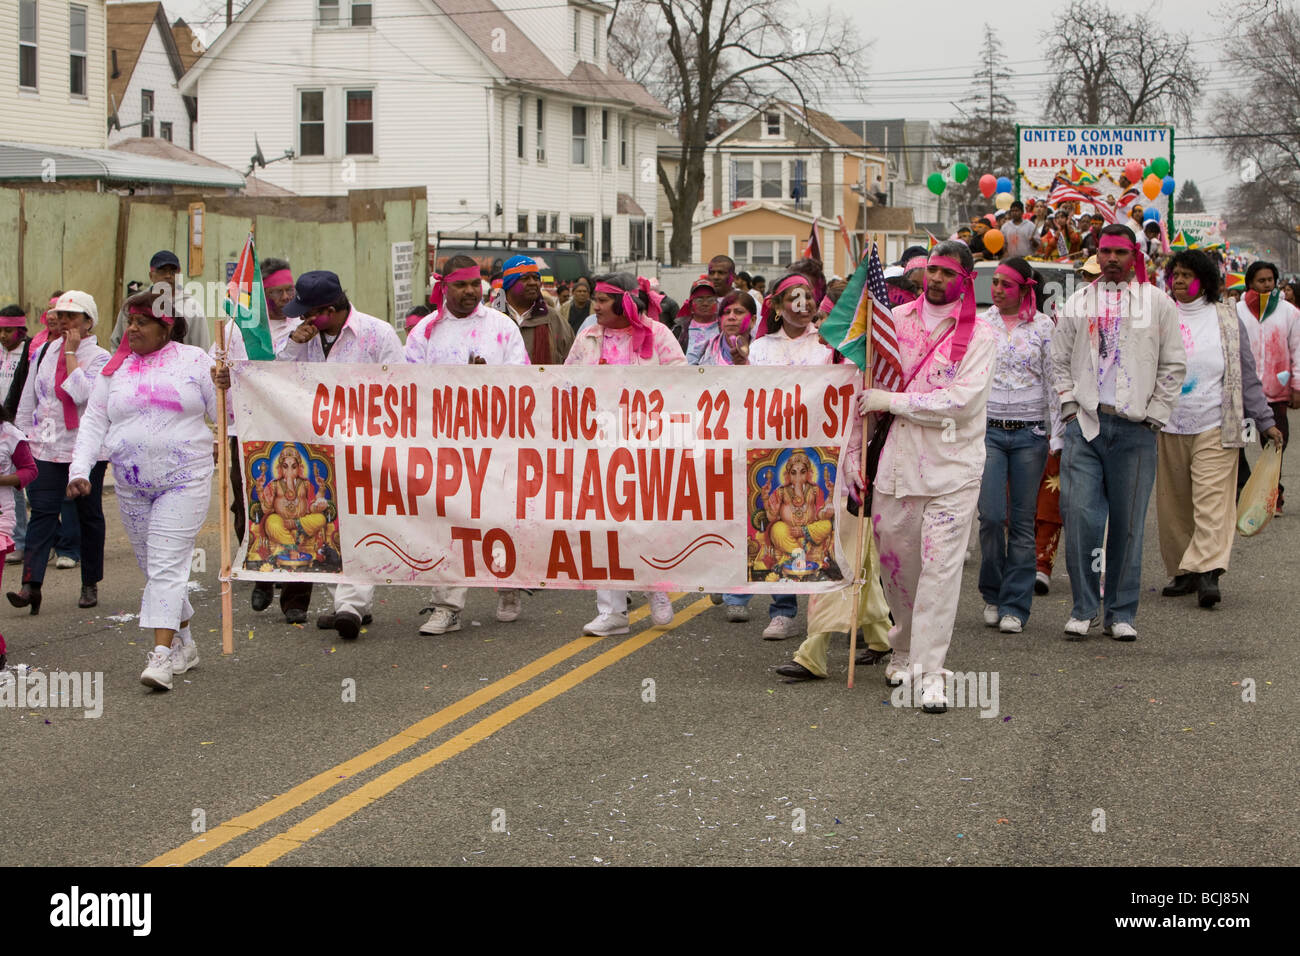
[159,0,1241,209]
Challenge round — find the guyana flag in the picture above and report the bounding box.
[1225,272,1245,292]
[1068,162,1098,185]
[223,232,276,360]
[1169,231,1188,250]
[926,231,939,251]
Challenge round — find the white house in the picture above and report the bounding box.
[2,0,108,148]
[178,0,670,267]
[106,2,200,149]
[694,100,890,278]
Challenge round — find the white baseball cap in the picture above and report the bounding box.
[52,290,98,324]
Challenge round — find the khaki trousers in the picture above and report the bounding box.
[1156,429,1238,576]
[871,483,980,676]
[793,499,892,678]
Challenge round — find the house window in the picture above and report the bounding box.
[760,160,782,198]
[592,14,599,57]
[160,121,173,142]
[601,216,612,263]
[345,90,374,154]
[351,1,372,26]
[619,116,628,167]
[733,238,793,266]
[299,89,325,156]
[573,12,579,53]
[517,213,529,233]
[764,110,782,137]
[549,213,559,233]
[571,105,587,165]
[646,218,653,259]
[19,0,37,90]
[536,98,546,162]
[318,0,340,27]
[790,158,807,208]
[69,5,87,96]
[601,109,610,168]
[516,95,525,160]
[141,90,155,137]
[571,215,592,253]
[629,219,646,260]
[733,161,754,200]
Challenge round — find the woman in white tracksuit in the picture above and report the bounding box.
[69,291,217,691]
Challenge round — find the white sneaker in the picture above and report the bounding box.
[1064,616,1097,639]
[884,654,913,688]
[582,612,629,636]
[170,640,198,675]
[55,555,78,570]
[1106,621,1138,642]
[141,648,174,690]
[920,673,949,713]
[725,605,750,623]
[495,589,521,623]
[998,615,1023,634]
[1035,571,1051,595]
[647,592,673,627]
[5,550,22,565]
[983,603,1000,627]
[762,616,798,641]
[418,607,461,635]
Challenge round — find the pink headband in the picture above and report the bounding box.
[758,275,814,337]
[0,313,26,328]
[925,255,977,364]
[904,256,928,273]
[102,304,175,376]
[263,269,293,289]
[1097,235,1147,283]
[594,281,653,360]
[993,264,1038,322]
[636,276,664,323]
[424,266,484,337]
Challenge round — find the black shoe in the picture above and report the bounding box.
[78,585,97,608]
[1197,571,1221,608]
[774,661,822,682]
[251,584,273,612]
[854,647,890,666]
[335,611,362,641]
[7,585,41,615]
[317,612,372,630]
[1162,573,1196,596]
[284,609,307,625]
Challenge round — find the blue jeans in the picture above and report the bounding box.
[1060,414,1157,626]
[723,593,797,619]
[12,489,27,552]
[56,496,80,560]
[978,425,1048,622]
[24,460,106,587]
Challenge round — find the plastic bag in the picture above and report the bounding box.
[1236,443,1282,537]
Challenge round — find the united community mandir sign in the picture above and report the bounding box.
[1015,124,1175,202]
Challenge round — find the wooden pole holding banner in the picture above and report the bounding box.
[845,245,877,690]
[215,316,234,656]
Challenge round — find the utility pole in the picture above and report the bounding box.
[227,1,233,26]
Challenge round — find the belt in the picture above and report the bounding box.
[1098,404,1120,417]
[987,419,1044,430]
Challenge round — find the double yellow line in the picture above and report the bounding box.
[147,594,712,867]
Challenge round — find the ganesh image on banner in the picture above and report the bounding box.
[241,441,343,574]
[745,447,842,583]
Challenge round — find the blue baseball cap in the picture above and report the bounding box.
[282,270,344,317]
[150,249,181,270]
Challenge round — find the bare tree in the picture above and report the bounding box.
[1211,3,1300,258]
[1041,0,1204,126]
[609,0,867,266]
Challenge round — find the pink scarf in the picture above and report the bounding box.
[923,255,978,364]
[423,266,484,338]
[594,282,654,360]
[993,263,1038,325]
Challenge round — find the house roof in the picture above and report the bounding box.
[617,192,646,216]
[181,0,668,117]
[171,18,203,75]
[0,140,245,189]
[775,101,868,149]
[108,3,196,122]
[109,137,296,194]
[699,201,836,230]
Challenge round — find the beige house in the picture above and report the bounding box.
[3,0,108,148]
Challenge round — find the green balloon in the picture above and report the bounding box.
[952,162,969,184]
[927,171,946,196]
[1151,156,1170,178]
[1143,165,1155,180]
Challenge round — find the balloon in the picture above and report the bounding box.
[994,191,1014,211]
[1151,157,1170,178]
[1143,165,1155,182]
[952,162,969,183]
[982,229,1005,254]
[979,174,997,198]
[1143,207,1160,222]
[995,176,1012,194]
[1161,175,1176,196]
[926,172,946,196]
[1142,173,1162,200]
[1124,161,1144,184]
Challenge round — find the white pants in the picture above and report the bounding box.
[595,590,662,617]
[872,483,979,675]
[423,586,517,612]
[116,477,210,631]
[333,583,374,617]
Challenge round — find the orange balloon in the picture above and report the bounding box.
[1142,173,1162,201]
[983,228,1005,254]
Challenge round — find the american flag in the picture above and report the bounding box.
[863,244,904,391]
[824,243,903,390]
[1048,175,1117,224]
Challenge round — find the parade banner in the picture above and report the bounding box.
[227,363,860,594]
[1016,124,1174,201]
[1171,213,1227,249]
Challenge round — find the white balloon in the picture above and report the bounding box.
[994,191,1014,211]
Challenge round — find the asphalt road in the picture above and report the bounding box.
[2,442,1296,867]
